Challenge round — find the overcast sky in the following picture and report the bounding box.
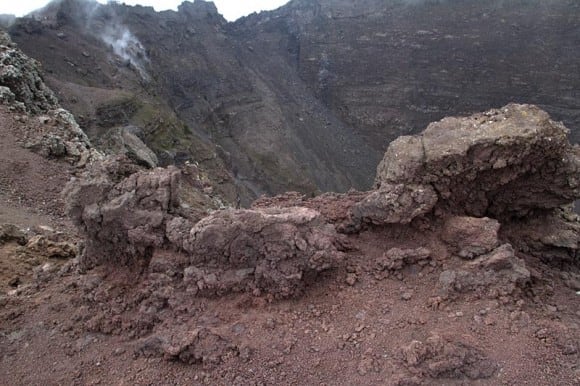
[0,0,290,21]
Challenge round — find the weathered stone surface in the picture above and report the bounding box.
[64,156,186,269]
[100,126,158,168]
[400,334,497,381]
[375,247,431,271]
[0,30,58,114]
[375,104,580,218]
[136,327,236,365]
[351,183,437,225]
[438,244,530,297]
[0,30,100,165]
[0,223,27,245]
[442,216,500,260]
[64,155,343,297]
[182,207,345,298]
[502,209,580,265]
[25,235,77,259]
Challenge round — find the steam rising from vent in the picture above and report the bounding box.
[52,0,151,81]
[100,25,150,81]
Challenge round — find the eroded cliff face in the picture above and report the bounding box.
[10,0,580,203]
[273,0,580,147]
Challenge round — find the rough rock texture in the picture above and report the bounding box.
[442,216,500,260]
[374,104,580,218]
[25,235,77,259]
[375,247,431,272]
[181,207,345,298]
[0,29,99,165]
[351,184,437,226]
[399,334,497,382]
[502,210,580,265]
[64,156,193,269]
[136,327,237,365]
[438,244,531,298]
[99,126,158,168]
[0,223,27,245]
[0,30,58,114]
[64,156,344,297]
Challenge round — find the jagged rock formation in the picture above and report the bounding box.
[0,30,58,114]
[0,29,100,166]
[11,0,580,204]
[65,104,580,303]
[372,104,580,218]
[63,155,228,270]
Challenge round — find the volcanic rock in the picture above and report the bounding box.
[438,244,530,297]
[374,104,580,218]
[182,207,345,297]
[400,334,497,381]
[442,216,500,260]
[0,224,27,245]
[0,30,58,114]
[351,183,437,225]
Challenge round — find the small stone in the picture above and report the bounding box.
[565,279,580,291]
[346,274,357,286]
[401,291,413,301]
[535,329,549,339]
[562,343,578,355]
[113,348,126,356]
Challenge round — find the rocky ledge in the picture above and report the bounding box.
[66,104,580,300]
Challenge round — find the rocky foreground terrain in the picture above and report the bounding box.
[0,26,579,385]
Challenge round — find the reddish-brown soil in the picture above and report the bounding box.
[1,237,579,385]
[0,106,579,385]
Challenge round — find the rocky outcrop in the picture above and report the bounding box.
[62,104,579,372]
[0,30,58,114]
[65,104,580,301]
[65,154,345,297]
[64,156,199,269]
[99,126,158,168]
[373,104,580,218]
[181,207,344,297]
[0,29,100,166]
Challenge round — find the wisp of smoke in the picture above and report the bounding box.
[100,24,150,81]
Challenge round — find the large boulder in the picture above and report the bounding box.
[180,207,345,298]
[63,156,208,269]
[374,104,580,218]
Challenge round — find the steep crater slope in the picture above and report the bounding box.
[245,0,580,148]
[9,0,376,203]
[7,0,580,200]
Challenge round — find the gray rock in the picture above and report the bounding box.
[351,183,437,225]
